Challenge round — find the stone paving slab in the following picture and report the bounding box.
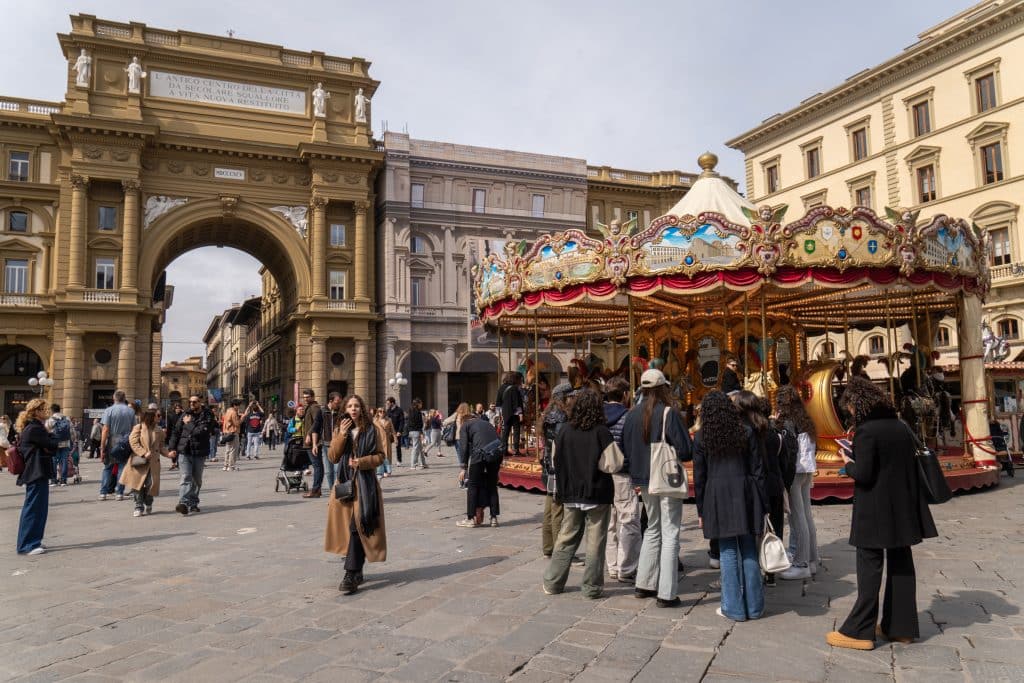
[2,451,1023,681]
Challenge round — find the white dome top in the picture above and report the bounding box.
[664,153,755,227]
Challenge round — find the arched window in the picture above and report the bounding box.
[997,318,1019,340]
[410,235,428,254]
[867,334,885,355]
[936,326,951,347]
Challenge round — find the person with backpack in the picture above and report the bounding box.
[456,406,503,527]
[540,383,573,557]
[14,399,59,555]
[621,369,692,608]
[776,385,820,581]
[242,401,265,461]
[603,377,640,584]
[45,404,73,487]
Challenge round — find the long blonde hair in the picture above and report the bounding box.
[16,398,49,431]
[455,402,472,423]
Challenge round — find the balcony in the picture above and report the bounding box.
[0,97,61,116]
[326,299,358,311]
[0,293,41,307]
[991,262,1024,282]
[83,290,120,303]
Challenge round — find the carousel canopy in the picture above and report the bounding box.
[473,154,990,339]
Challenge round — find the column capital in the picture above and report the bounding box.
[354,200,369,215]
[311,194,329,210]
[70,174,90,190]
[121,178,141,193]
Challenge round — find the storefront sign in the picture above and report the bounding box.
[214,167,246,181]
[149,71,307,114]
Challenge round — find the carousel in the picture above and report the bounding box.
[473,153,1002,501]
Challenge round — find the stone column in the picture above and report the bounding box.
[310,195,328,300]
[443,226,455,305]
[385,218,397,302]
[117,333,137,399]
[63,332,84,417]
[958,294,997,468]
[68,174,89,290]
[435,371,449,415]
[121,179,140,293]
[354,201,368,300]
[310,337,326,400]
[355,338,369,399]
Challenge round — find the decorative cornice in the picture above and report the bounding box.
[409,158,587,186]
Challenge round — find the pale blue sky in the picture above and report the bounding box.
[0,0,974,361]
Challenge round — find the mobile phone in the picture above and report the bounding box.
[835,438,853,460]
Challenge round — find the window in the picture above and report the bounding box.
[329,270,346,300]
[4,259,28,293]
[98,206,117,231]
[410,277,425,306]
[981,142,1004,184]
[590,204,601,227]
[868,335,885,355]
[805,147,821,179]
[936,326,951,347]
[410,183,424,208]
[916,165,936,203]
[975,73,997,113]
[410,235,427,254]
[472,189,486,213]
[531,194,545,218]
[851,128,868,161]
[912,100,931,137]
[8,210,28,232]
[855,186,872,209]
[821,341,835,357]
[626,210,638,226]
[95,258,116,290]
[990,227,1011,266]
[329,223,346,247]
[997,318,1019,340]
[765,164,779,194]
[7,151,29,182]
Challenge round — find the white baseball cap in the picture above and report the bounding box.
[640,369,669,388]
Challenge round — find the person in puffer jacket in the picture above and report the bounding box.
[603,377,640,583]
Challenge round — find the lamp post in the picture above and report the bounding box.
[387,372,408,395]
[28,370,55,396]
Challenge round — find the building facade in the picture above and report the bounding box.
[727,0,1024,365]
[0,14,382,421]
[159,356,206,406]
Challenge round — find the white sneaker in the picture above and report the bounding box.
[27,547,46,556]
[116,494,124,501]
[709,558,721,569]
[98,494,107,501]
[133,509,142,517]
[778,565,811,581]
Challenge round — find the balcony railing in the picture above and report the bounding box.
[84,290,120,303]
[991,262,1024,281]
[0,293,40,307]
[326,299,358,311]
[0,98,61,115]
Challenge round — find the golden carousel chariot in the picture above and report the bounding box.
[473,153,1001,501]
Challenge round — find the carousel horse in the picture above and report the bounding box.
[982,319,1011,362]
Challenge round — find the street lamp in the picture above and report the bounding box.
[28,370,55,396]
[387,372,408,390]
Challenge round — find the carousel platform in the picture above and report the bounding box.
[497,447,1001,502]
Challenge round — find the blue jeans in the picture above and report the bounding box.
[100,459,126,495]
[51,447,70,484]
[178,454,205,508]
[322,444,337,489]
[409,431,424,467]
[208,435,218,460]
[18,480,49,553]
[309,446,324,491]
[637,489,683,600]
[719,534,764,621]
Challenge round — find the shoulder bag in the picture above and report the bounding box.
[903,423,952,504]
[597,439,624,474]
[759,514,791,573]
[648,407,688,497]
[6,438,25,476]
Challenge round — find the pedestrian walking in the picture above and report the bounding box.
[385,397,405,465]
[827,377,938,650]
[0,414,11,471]
[99,391,136,501]
[263,412,280,451]
[241,401,265,460]
[373,408,395,477]
[621,369,692,607]
[497,372,523,456]
[15,399,57,555]
[405,398,426,469]
[220,399,241,471]
[456,404,502,527]
[542,388,616,599]
[301,389,325,498]
[426,409,444,457]
[540,383,572,557]
[775,385,819,581]
[322,393,343,492]
[603,377,640,584]
[87,419,102,458]
[122,406,169,517]
[44,404,72,487]
[206,409,220,464]
[168,395,214,516]
[326,394,388,595]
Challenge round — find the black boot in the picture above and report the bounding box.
[340,571,358,594]
[354,571,364,587]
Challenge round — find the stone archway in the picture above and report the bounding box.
[0,344,47,420]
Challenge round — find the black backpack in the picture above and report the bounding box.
[442,422,457,446]
[777,427,798,490]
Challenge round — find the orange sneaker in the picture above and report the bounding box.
[826,631,875,650]
[875,625,913,644]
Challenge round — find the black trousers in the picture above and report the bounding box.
[467,460,500,518]
[501,414,521,454]
[840,546,918,641]
[344,519,366,573]
[394,439,403,464]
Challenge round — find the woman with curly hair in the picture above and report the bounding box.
[775,385,820,581]
[693,390,766,621]
[827,377,937,650]
[15,398,58,555]
[543,387,616,599]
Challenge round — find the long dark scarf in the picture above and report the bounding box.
[344,423,381,536]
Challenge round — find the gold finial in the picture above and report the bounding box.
[697,151,719,177]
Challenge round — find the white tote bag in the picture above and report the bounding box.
[759,514,791,574]
[647,407,688,498]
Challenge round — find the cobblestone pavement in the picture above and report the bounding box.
[2,450,1022,682]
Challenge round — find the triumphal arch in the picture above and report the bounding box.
[0,15,381,418]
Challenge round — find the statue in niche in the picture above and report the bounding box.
[125,57,147,94]
[73,49,92,88]
[312,82,330,118]
[354,88,370,123]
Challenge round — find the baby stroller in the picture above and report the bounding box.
[65,444,83,484]
[276,437,310,493]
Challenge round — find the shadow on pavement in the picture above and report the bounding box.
[47,531,196,551]
[366,554,507,585]
[926,589,1020,629]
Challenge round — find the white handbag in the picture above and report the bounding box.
[647,407,688,498]
[598,440,624,474]
[759,514,791,574]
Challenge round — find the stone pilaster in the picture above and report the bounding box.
[63,332,84,417]
[310,195,328,300]
[354,201,368,300]
[310,336,326,400]
[121,179,140,293]
[117,333,137,399]
[354,338,369,399]
[68,175,89,290]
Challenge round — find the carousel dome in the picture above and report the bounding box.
[662,151,755,226]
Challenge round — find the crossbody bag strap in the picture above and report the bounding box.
[660,406,670,443]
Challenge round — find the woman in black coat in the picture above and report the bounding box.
[15,398,58,555]
[827,377,938,651]
[693,391,766,621]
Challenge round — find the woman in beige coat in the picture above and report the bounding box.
[121,407,169,517]
[325,394,388,594]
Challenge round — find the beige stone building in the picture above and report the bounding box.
[159,356,206,406]
[727,0,1024,373]
[0,14,382,420]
